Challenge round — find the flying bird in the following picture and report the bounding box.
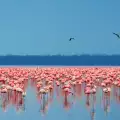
[69,38,75,41]
[113,32,120,38]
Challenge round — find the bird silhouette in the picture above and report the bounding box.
[69,38,75,41]
[113,32,120,38]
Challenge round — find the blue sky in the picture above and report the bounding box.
[0,0,120,55]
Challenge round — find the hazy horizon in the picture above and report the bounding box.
[1,54,120,56]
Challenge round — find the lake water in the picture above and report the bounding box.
[0,66,120,120]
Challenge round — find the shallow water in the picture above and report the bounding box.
[0,67,120,120]
[0,83,120,120]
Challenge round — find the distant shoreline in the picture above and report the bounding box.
[0,55,120,65]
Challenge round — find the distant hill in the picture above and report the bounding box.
[0,55,120,66]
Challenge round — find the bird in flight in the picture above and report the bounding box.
[113,32,120,38]
[69,38,75,41]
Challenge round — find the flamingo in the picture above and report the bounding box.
[38,88,48,94]
[103,87,111,93]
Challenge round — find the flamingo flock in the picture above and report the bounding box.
[31,67,120,95]
[0,67,120,115]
